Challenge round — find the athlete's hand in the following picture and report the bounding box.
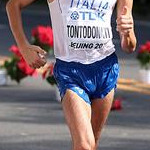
[20,44,47,69]
[116,6,134,36]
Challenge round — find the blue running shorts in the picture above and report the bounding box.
[53,53,119,105]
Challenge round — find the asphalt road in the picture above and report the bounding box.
[0,77,150,150]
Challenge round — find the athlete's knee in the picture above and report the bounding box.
[73,140,95,150]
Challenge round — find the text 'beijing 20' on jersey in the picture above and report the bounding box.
[48,0,117,64]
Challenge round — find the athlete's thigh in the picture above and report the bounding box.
[91,89,114,144]
[62,89,94,146]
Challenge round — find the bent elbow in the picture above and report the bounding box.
[6,0,12,12]
[6,0,16,14]
[6,0,21,13]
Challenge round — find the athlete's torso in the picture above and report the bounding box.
[48,0,117,64]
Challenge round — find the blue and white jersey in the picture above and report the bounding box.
[48,0,117,64]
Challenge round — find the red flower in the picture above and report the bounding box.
[111,98,122,111]
[48,63,54,76]
[9,45,22,58]
[139,45,147,53]
[146,41,150,47]
[145,41,150,52]
[138,41,150,54]
[42,63,54,79]
[32,26,53,48]
[31,27,37,37]
[9,45,37,77]
[17,58,37,77]
[42,70,47,79]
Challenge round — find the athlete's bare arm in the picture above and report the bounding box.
[117,0,137,53]
[6,0,47,69]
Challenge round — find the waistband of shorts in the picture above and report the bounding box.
[55,52,117,67]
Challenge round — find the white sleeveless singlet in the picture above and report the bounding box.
[48,0,117,64]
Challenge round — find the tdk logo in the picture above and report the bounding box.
[70,11,105,21]
[70,11,79,20]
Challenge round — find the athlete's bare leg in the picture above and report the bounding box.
[62,89,95,150]
[91,89,114,150]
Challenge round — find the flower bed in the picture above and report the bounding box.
[3,45,37,83]
[137,41,150,70]
[1,25,55,84]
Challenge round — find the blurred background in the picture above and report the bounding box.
[0,0,150,150]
